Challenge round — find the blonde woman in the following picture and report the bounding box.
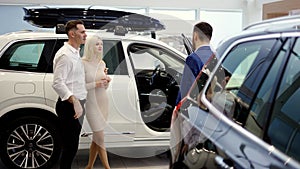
[82,35,111,169]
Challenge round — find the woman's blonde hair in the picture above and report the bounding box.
[82,34,103,61]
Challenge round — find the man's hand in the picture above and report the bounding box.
[68,96,83,119]
[73,99,83,119]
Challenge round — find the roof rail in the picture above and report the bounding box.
[243,15,300,30]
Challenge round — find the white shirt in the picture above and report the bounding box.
[52,42,87,101]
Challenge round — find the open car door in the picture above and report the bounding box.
[181,33,193,55]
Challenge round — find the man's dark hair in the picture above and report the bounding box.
[65,20,84,35]
[193,22,213,41]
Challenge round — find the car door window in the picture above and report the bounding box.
[10,43,44,66]
[79,40,128,75]
[267,38,300,162]
[0,40,55,72]
[205,39,277,120]
[244,39,289,137]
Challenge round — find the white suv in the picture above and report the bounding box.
[0,7,186,169]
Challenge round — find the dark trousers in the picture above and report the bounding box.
[56,98,85,169]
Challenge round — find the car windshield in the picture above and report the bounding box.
[129,44,184,71]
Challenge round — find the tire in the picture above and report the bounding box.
[0,116,61,169]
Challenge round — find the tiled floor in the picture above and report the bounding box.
[58,149,170,169]
[0,149,170,169]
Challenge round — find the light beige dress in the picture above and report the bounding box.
[83,59,109,132]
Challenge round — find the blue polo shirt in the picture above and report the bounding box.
[176,45,213,105]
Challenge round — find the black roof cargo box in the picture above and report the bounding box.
[23,6,165,32]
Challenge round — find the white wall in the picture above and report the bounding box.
[0,0,243,9]
[0,0,263,27]
[0,5,40,34]
[0,0,265,48]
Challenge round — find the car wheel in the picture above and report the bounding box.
[0,116,61,169]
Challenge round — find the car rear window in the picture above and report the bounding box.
[0,40,55,72]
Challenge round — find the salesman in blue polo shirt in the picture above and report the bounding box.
[176,22,214,105]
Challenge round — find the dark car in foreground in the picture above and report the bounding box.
[170,15,300,169]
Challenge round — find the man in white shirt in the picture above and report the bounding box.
[52,20,87,169]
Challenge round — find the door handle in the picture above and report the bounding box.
[215,155,234,169]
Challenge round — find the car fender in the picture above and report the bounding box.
[0,97,56,118]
